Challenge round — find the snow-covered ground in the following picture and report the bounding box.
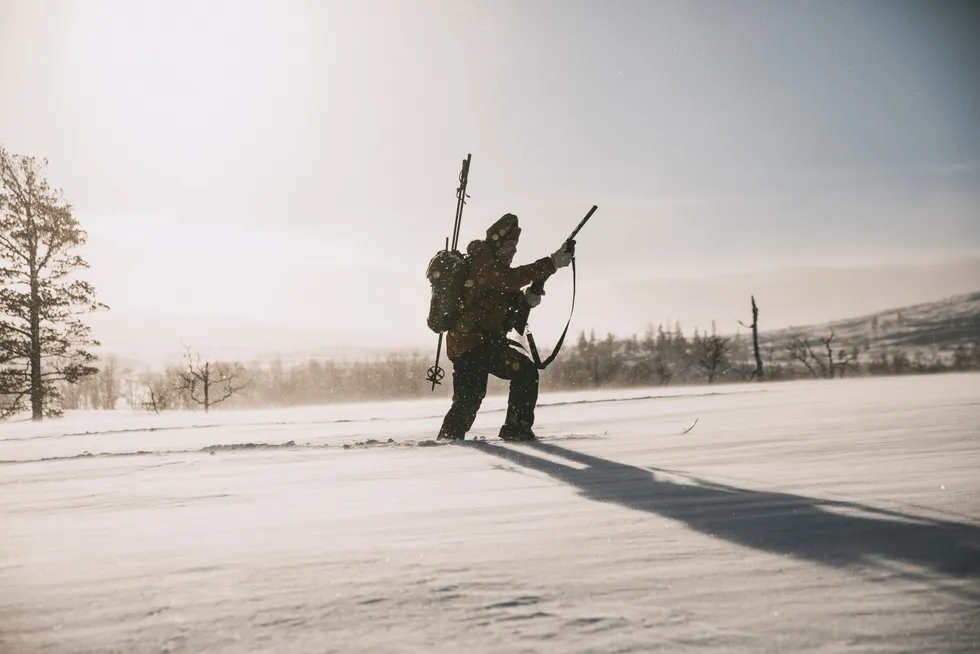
[2,374,978,653]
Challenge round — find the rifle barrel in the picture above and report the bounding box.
[567,204,598,242]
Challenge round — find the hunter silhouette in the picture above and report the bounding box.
[437,213,573,442]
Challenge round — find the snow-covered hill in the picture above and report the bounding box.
[762,290,980,349]
[2,374,978,652]
[754,290,980,369]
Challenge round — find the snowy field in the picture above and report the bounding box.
[2,373,978,653]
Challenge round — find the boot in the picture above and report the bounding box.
[498,423,536,442]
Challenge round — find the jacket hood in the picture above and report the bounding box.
[485,213,521,244]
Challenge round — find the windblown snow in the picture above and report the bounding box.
[2,374,978,653]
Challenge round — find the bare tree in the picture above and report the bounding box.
[130,365,182,412]
[178,347,249,413]
[837,347,859,377]
[692,323,730,384]
[821,331,858,378]
[737,295,765,381]
[787,330,857,379]
[786,333,825,378]
[0,146,107,420]
[822,332,837,379]
[141,380,171,414]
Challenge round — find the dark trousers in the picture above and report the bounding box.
[438,339,540,440]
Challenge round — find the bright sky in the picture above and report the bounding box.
[1,0,978,359]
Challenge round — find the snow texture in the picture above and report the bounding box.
[2,374,979,653]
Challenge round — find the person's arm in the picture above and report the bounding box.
[469,242,556,292]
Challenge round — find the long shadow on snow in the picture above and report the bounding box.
[469,440,980,592]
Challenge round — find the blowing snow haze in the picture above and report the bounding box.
[1,0,978,363]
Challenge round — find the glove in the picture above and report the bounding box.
[551,244,573,269]
[524,288,542,308]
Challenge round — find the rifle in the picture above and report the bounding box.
[425,154,472,391]
[512,204,597,369]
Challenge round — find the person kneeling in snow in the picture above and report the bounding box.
[437,213,573,442]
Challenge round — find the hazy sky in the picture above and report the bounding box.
[1,0,978,357]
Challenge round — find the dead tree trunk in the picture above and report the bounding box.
[822,330,857,379]
[143,384,162,413]
[823,332,836,379]
[739,295,765,381]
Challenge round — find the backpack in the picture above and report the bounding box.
[425,249,470,333]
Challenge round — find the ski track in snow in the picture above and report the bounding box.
[1,374,978,653]
[0,387,749,444]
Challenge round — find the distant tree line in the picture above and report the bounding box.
[536,325,979,390]
[58,325,980,413]
[60,349,437,412]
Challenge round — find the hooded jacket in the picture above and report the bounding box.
[446,231,556,361]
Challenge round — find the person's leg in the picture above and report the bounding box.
[484,343,540,441]
[437,346,491,440]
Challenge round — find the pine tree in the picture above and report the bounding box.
[0,147,107,420]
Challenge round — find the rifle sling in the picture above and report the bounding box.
[527,256,576,370]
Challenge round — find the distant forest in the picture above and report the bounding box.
[60,318,980,413]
